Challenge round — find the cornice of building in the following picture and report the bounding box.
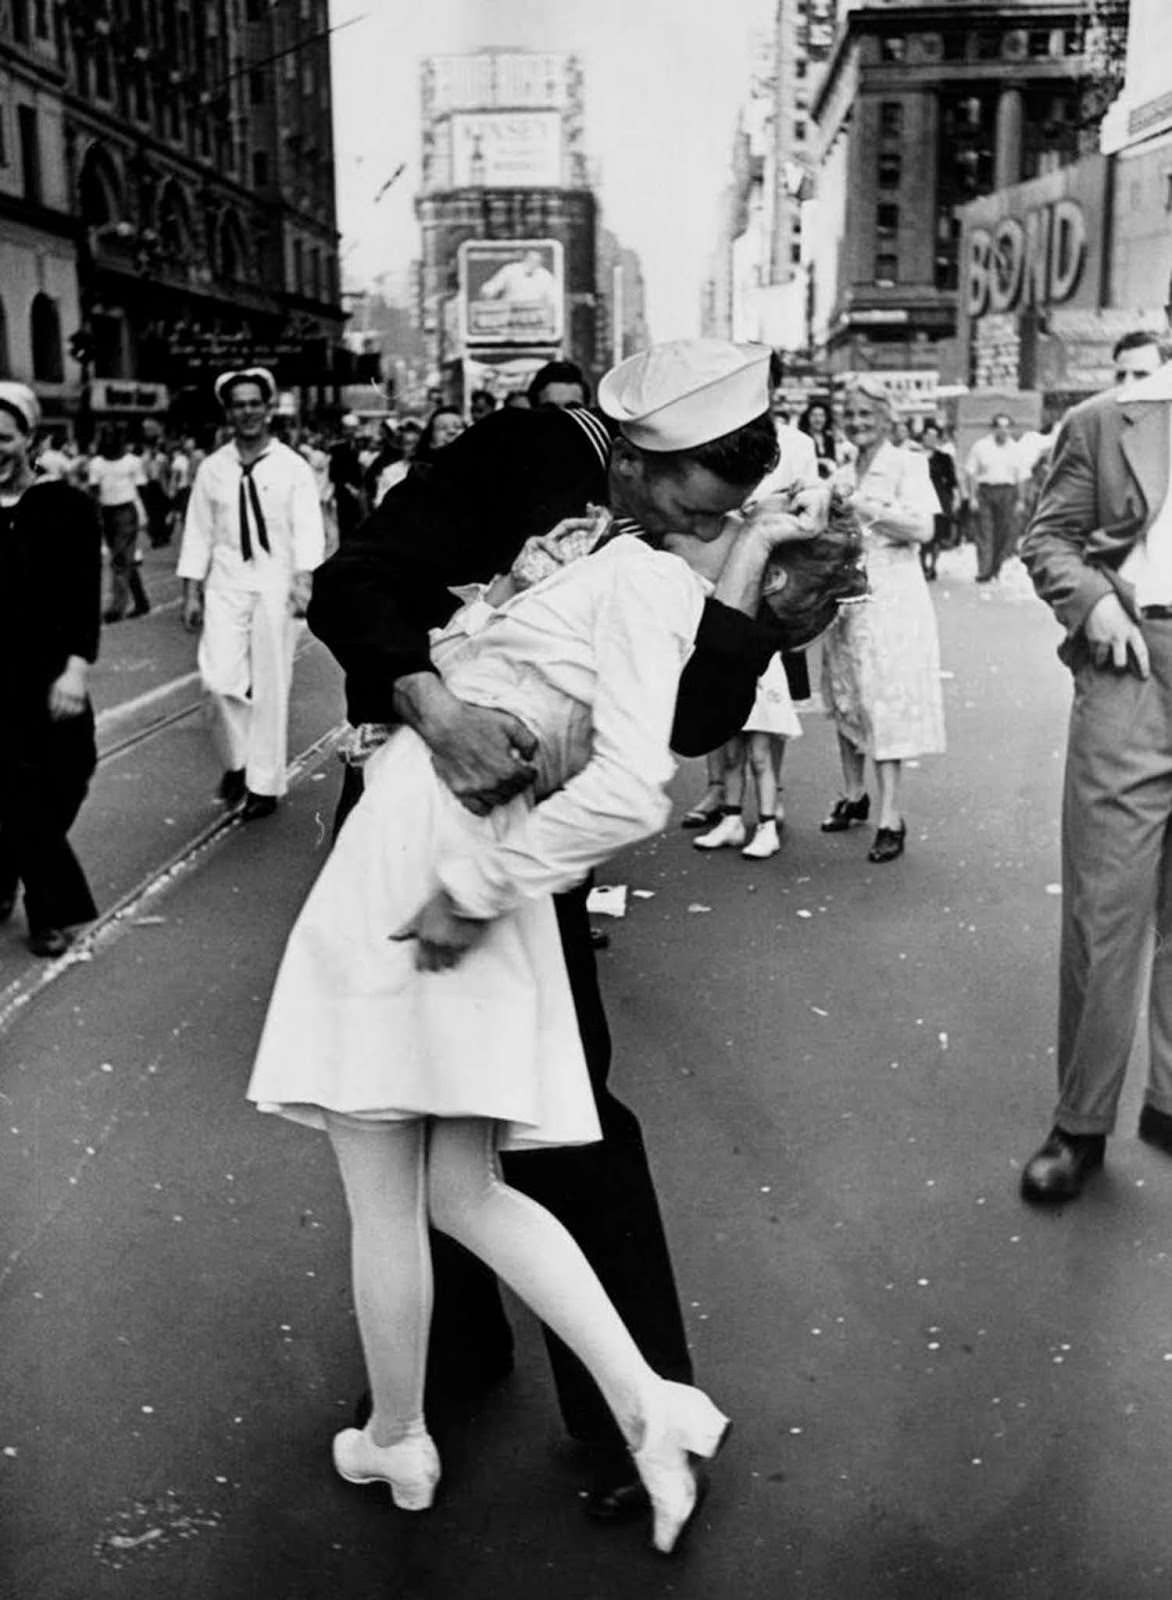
[811,1,1112,122]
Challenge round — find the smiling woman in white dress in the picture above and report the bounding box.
[819,376,946,863]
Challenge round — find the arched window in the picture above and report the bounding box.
[30,293,63,383]
[78,143,123,228]
[218,210,249,282]
[157,180,193,259]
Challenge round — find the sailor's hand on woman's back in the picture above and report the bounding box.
[392,672,538,816]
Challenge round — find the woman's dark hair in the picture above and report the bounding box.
[798,402,831,435]
[413,406,465,468]
[761,492,869,651]
[647,410,780,490]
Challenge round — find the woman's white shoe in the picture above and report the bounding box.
[332,1425,441,1510]
[741,819,781,859]
[693,814,747,851]
[631,1382,731,1554]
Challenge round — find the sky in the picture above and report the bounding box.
[328,0,775,341]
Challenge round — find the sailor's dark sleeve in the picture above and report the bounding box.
[669,599,778,757]
[307,408,608,725]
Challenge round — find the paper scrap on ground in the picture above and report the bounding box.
[587,884,628,918]
[687,903,712,914]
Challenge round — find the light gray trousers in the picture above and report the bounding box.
[1056,618,1172,1134]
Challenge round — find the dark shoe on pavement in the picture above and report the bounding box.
[27,927,73,958]
[102,609,125,624]
[1138,1104,1172,1155]
[867,821,907,863]
[128,603,151,618]
[821,793,870,832]
[217,768,247,806]
[1020,1127,1106,1203]
[240,792,278,822]
[583,1468,653,1524]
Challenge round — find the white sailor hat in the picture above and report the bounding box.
[598,339,772,452]
[0,381,41,433]
[214,366,277,407]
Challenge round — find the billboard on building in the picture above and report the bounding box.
[459,240,564,346]
[430,52,573,113]
[451,111,563,188]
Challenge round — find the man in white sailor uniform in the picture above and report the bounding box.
[177,367,325,820]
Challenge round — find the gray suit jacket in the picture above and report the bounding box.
[1021,383,1169,668]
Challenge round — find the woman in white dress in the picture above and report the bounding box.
[247,517,744,1551]
[819,377,946,863]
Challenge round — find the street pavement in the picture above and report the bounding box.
[3,547,1172,1600]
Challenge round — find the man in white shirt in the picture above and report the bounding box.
[177,367,325,820]
[964,413,1026,583]
[87,428,150,621]
[1019,346,1172,1201]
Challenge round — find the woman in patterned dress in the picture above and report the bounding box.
[819,376,946,863]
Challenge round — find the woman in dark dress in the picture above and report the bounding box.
[0,383,102,956]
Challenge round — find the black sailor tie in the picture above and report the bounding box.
[238,455,271,561]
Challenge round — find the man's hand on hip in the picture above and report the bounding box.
[393,673,538,814]
[1083,591,1150,678]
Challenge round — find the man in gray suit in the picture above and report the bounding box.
[1020,352,1172,1201]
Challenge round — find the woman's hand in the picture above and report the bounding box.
[391,889,490,972]
[48,658,88,720]
[289,571,313,618]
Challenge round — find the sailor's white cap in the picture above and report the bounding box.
[598,339,772,452]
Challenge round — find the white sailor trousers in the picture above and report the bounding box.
[198,582,296,797]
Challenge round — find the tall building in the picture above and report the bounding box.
[0,2,81,425]
[1,0,345,430]
[701,3,836,356]
[596,226,648,367]
[415,48,599,401]
[804,1,1114,377]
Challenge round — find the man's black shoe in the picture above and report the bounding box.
[583,1473,652,1523]
[1138,1103,1172,1155]
[1020,1127,1105,1203]
[240,792,278,822]
[218,768,247,806]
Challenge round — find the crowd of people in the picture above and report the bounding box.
[3,316,1172,1558]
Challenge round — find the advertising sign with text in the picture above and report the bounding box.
[451,111,562,188]
[459,240,564,346]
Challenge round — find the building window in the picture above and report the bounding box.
[878,151,902,188]
[32,0,48,38]
[875,202,899,284]
[793,118,806,142]
[1164,172,1172,212]
[249,70,265,105]
[30,293,63,383]
[245,0,262,18]
[880,101,904,140]
[11,0,27,46]
[292,238,303,293]
[795,60,807,79]
[94,44,112,100]
[253,150,269,187]
[0,296,8,373]
[0,103,7,167]
[18,104,40,204]
[881,36,906,63]
[790,242,802,266]
[132,67,149,121]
